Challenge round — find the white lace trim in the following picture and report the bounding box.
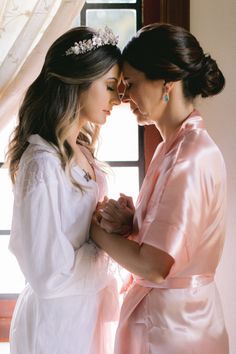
[15,149,59,199]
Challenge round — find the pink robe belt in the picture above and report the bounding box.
[134,273,214,289]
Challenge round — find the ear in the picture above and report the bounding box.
[163,81,175,93]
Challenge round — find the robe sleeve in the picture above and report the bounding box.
[9,156,114,298]
[138,152,213,276]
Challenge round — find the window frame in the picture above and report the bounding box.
[80,0,145,188]
[0,161,17,298]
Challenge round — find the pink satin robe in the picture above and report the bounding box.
[115,112,229,354]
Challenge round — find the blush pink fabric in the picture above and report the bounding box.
[115,112,229,354]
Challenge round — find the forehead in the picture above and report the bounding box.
[102,63,120,80]
[122,62,145,81]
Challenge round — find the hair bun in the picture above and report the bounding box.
[190,54,225,98]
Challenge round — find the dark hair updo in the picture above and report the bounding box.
[122,23,225,99]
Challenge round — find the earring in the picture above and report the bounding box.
[163,93,169,103]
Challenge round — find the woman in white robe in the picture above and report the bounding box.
[7,26,121,354]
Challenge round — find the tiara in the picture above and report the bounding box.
[65,26,119,56]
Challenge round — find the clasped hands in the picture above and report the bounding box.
[93,193,135,237]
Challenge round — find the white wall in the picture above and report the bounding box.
[190,1,236,352]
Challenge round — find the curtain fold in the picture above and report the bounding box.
[0,0,85,132]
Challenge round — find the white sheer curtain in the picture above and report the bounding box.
[0,0,85,131]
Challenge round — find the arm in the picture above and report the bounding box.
[91,221,174,283]
[9,157,112,298]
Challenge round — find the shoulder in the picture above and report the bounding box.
[165,128,226,188]
[15,145,62,197]
[173,128,223,167]
[21,144,61,174]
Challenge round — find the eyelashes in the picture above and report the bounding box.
[107,86,115,91]
[125,82,133,90]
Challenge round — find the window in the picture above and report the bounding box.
[0,120,25,298]
[79,0,144,202]
[0,119,25,348]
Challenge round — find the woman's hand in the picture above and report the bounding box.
[94,196,109,224]
[99,193,135,236]
[90,212,174,285]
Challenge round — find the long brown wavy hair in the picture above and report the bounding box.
[7,26,121,188]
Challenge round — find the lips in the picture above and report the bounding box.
[103,110,111,115]
[132,107,147,116]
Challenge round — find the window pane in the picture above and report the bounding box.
[0,118,16,162]
[86,0,136,3]
[86,9,136,49]
[0,236,25,294]
[0,343,10,353]
[97,103,138,161]
[106,166,139,203]
[0,168,13,230]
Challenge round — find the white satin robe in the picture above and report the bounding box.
[9,135,119,354]
[115,112,229,354]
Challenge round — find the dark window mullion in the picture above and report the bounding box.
[81,1,144,189]
[107,161,139,167]
[81,1,142,26]
[81,4,137,25]
[85,3,139,10]
[0,231,10,235]
[0,294,19,300]
[138,126,145,188]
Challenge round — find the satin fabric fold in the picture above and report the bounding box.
[115,112,229,354]
[135,273,214,289]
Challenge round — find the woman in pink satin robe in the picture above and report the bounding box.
[91,23,229,353]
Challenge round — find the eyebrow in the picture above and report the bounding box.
[122,76,131,81]
[107,77,118,82]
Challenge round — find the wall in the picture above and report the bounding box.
[190,1,236,352]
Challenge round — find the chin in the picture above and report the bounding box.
[136,115,150,126]
[100,116,107,125]
[91,116,107,125]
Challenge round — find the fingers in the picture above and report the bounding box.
[100,199,124,221]
[96,194,135,227]
[117,197,127,208]
[99,195,134,211]
[100,208,116,222]
[119,193,135,210]
[92,211,101,225]
[101,203,130,223]
[99,218,116,233]
[96,196,109,211]
[106,199,122,210]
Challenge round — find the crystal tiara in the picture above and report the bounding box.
[65,26,119,56]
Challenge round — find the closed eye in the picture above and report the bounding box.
[125,82,133,90]
[107,86,115,91]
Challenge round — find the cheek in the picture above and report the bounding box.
[130,90,142,105]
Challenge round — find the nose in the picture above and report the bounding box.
[111,91,121,106]
[119,92,124,100]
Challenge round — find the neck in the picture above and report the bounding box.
[156,103,194,141]
[155,83,195,140]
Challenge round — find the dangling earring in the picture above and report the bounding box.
[163,93,169,103]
